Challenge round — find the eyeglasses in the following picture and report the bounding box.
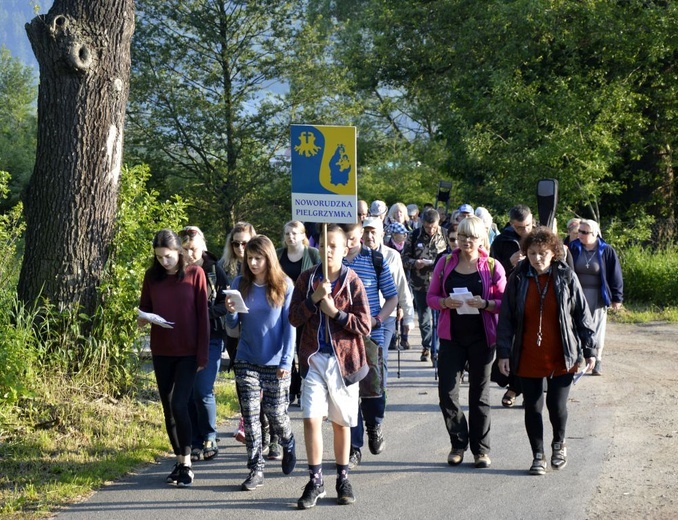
[232,240,248,248]
[180,227,202,238]
[578,229,593,235]
[457,233,479,241]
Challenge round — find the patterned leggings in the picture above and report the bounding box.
[234,362,293,471]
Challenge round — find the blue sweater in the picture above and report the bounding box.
[226,276,295,370]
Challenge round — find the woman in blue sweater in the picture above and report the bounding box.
[225,235,297,491]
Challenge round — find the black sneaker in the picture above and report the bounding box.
[165,462,181,484]
[400,338,410,350]
[175,464,194,487]
[367,424,385,455]
[348,448,362,469]
[336,478,356,505]
[241,470,264,491]
[297,479,326,509]
[281,435,296,475]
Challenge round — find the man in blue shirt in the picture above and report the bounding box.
[342,223,398,468]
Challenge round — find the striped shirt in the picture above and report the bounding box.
[343,247,398,346]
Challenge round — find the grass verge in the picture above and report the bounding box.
[609,304,678,324]
[0,369,238,519]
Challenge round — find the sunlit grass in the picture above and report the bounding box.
[0,369,238,519]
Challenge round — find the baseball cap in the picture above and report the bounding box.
[370,200,387,217]
[362,216,384,232]
[458,204,474,214]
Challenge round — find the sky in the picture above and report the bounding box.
[0,0,40,70]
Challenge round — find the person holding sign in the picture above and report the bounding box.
[225,236,297,491]
[427,216,506,469]
[289,224,371,509]
[138,229,210,487]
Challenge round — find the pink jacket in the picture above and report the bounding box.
[426,249,506,346]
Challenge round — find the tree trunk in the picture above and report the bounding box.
[19,0,135,316]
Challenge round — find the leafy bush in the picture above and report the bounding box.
[620,244,678,306]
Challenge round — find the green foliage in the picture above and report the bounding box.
[0,46,37,209]
[620,245,678,306]
[93,164,188,394]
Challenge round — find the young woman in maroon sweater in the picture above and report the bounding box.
[138,229,209,487]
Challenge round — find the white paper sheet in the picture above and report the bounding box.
[449,288,480,315]
[223,289,249,313]
[137,309,174,328]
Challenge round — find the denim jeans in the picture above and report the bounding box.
[413,289,433,352]
[189,337,222,447]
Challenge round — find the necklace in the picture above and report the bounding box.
[583,248,596,269]
[534,271,551,347]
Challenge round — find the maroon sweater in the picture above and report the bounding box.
[139,264,210,367]
[289,264,371,386]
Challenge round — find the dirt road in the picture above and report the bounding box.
[586,322,678,519]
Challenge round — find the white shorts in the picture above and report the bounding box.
[301,352,359,428]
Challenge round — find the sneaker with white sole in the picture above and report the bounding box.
[551,442,567,470]
[241,470,264,491]
[175,464,194,487]
[336,478,356,505]
[297,479,326,509]
[529,453,547,475]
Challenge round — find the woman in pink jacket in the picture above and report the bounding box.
[427,216,506,469]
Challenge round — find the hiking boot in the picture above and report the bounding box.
[175,464,194,487]
[297,479,326,509]
[281,435,297,475]
[367,423,385,455]
[336,478,356,505]
[348,447,362,469]
[529,453,547,475]
[267,442,282,461]
[474,453,491,468]
[166,462,181,483]
[241,470,264,491]
[551,442,567,470]
[592,360,602,376]
[447,448,465,466]
[420,348,430,361]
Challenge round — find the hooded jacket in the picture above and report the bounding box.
[289,264,372,386]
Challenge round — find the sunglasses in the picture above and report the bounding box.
[578,230,593,235]
[232,240,248,248]
[180,227,202,238]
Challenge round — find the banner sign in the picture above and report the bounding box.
[290,124,357,224]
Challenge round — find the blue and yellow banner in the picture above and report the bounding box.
[290,125,357,224]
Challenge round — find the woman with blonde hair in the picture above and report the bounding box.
[277,221,321,408]
[220,221,257,280]
[385,202,412,239]
[427,216,506,469]
[225,235,297,490]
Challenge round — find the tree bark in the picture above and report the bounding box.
[19,0,135,315]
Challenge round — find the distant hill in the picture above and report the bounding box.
[0,0,40,70]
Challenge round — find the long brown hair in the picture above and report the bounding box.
[239,235,288,307]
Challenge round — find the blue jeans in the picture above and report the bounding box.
[350,316,395,450]
[413,289,433,352]
[189,337,222,447]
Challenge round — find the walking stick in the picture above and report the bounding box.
[396,316,401,379]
